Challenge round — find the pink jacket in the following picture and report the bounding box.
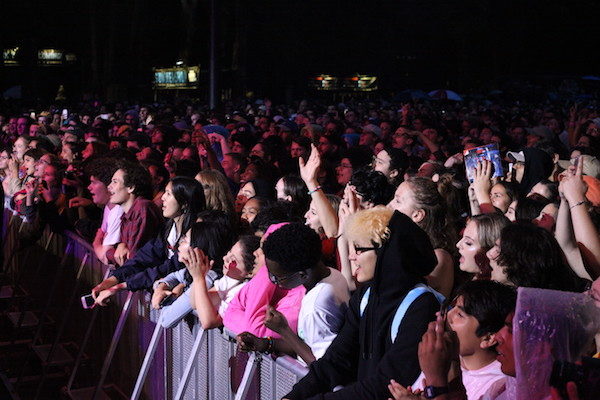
[223,265,305,338]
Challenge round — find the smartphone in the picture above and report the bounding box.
[160,294,175,308]
[62,109,68,119]
[81,294,95,309]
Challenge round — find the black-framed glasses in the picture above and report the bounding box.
[354,246,378,255]
[268,270,302,285]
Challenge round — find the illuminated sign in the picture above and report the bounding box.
[309,74,339,91]
[153,66,200,89]
[342,75,378,91]
[3,47,20,66]
[38,48,63,65]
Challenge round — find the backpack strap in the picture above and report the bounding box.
[359,287,371,317]
[390,284,445,343]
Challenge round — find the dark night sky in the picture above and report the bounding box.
[1,0,599,99]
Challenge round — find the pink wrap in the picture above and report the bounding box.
[222,223,306,338]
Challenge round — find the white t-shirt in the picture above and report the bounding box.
[213,275,248,317]
[101,203,124,246]
[412,359,507,400]
[166,223,178,259]
[297,267,350,362]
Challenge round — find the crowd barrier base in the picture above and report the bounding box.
[2,208,310,400]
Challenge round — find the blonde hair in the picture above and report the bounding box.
[345,206,393,247]
[195,169,235,216]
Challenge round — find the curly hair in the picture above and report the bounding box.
[262,222,322,273]
[85,156,120,186]
[497,222,580,291]
[116,160,153,199]
[345,206,394,247]
[350,168,394,206]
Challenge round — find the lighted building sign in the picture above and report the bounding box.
[309,74,339,91]
[309,74,378,91]
[3,47,20,66]
[38,49,63,65]
[154,66,200,89]
[342,75,378,91]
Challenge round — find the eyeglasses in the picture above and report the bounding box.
[353,245,378,255]
[268,270,303,285]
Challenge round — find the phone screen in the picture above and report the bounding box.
[81,294,95,309]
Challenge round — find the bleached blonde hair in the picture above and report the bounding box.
[345,206,393,247]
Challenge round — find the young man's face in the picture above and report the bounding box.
[107,169,133,205]
[88,175,111,206]
[495,311,516,376]
[265,258,305,290]
[447,296,489,358]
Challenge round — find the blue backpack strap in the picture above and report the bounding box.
[359,287,371,317]
[390,284,445,343]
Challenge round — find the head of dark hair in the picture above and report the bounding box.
[497,222,581,291]
[188,217,235,275]
[23,148,46,161]
[382,145,409,180]
[168,175,206,234]
[350,168,394,205]
[141,159,170,191]
[225,152,248,172]
[493,181,518,205]
[85,156,120,186]
[230,133,256,155]
[238,235,261,273]
[515,193,550,221]
[281,175,310,213]
[116,160,153,199]
[341,146,372,170]
[174,159,201,178]
[263,222,322,273]
[250,200,303,235]
[454,280,517,337]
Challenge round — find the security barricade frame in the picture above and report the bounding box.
[2,208,309,400]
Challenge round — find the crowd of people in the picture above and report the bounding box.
[1,95,600,400]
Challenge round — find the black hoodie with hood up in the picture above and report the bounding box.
[285,211,439,400]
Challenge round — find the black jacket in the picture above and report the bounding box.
[285,211,439,400]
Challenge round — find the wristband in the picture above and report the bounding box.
[264,336,274,354]
[307,186,322,195]
[570,200,586,210]
[424,385,449,399]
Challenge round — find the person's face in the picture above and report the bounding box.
[359,132,375,147]
[0,150,10,170]
[422,128,439,143]
[88,176,111,206]
[35,154,52,177]
[456,220,483,274]
[139,107,148,121]
[304,201,322,233]
[171,148,183,161]
[231,141,246,154]
[373,150,395,178]
[107,169,132,205]
[125,115,135,126]
[490,184,511,213]
[63,132,78,144]
[265,258,305,290]
[223,241,253,280]
[221,155,238,180]
[480,128,493,144]
[43,165,59,189]
[447,296,486,357]
[275,178,289,201]
[177,229,192,264]
[336,158,353,186]
[137,147,153,161]
[13,137,28,160]
[240,197,260,223]
[161,182,181,219]
[487,239,509,284]
[29,124,40,136]
[317,137,333,155]
[388,182,419,221]
[505,200,517,222]
[240,164,258,184]
[250,143,265,159]
[81,115,91,125]
[577,136,591,148]
[380,122,392,138]
[586,123,600,137]
[509,127,525,143]
[348,238,378,283]
[290,142,307,159]
[60,145,74,163]
[16,117,28,135]
[495,312,516,376]
[151,129,164,144]
[22,155,37,176]
[181,147,196,161]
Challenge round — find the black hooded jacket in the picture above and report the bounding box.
[285,211,439,400]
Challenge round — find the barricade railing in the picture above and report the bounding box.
[3,207,309,399]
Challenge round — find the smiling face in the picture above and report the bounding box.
[456,220,483,274]
[223,241,253,280]
[160,182,181,219]
[241,197,260,224]
[348,239,378,283]
[107,169,133,205]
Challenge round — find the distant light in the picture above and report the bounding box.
[176,60,184,66]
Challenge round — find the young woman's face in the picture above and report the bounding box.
[177,229,192,264]
[335,158,353,186]
[348,238,378,283]
[275,178,290,201]
[22,155,37,176]
[456,220,483,274]
[223,241,252,280]
[388,181,418,221]
[241,197,260,224]
[0,150,10,170]
[160,182,181,219]
[505,200,517,222]
[490,184,511,213]
[304,201,322,233]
